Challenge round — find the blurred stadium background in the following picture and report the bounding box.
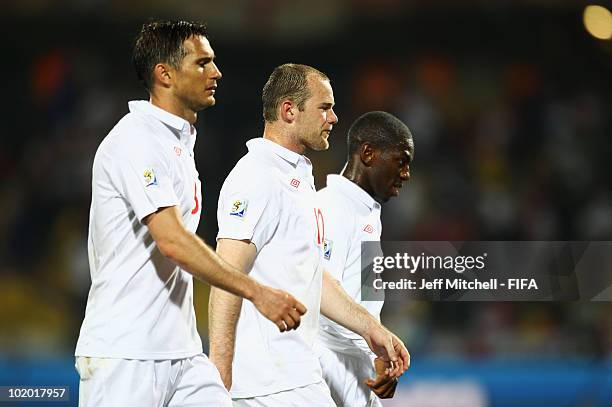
[2,1,612,406]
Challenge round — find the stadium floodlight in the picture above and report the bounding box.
[583,4,612,40]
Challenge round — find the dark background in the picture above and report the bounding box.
[1,1,611,406]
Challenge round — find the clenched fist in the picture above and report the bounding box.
[252,285,307,332]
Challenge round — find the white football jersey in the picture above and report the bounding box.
[317,174,384,355]
[217,138,326,399]
[75,101,203,359]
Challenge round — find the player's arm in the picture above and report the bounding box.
[320,270,410,378]
[208,241,252,390]
[208,239,253,391]
[208,238,303,390]
[144,206,306,331]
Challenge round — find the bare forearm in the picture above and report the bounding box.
[145,207,306,340]
[209,287,242,368]
[321,272,411,376]
[161,230,260,301]
[208,238,259,388]
[320,270,378,338]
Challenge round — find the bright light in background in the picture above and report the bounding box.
[583,5,612,40]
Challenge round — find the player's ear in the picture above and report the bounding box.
[360,143,377,167]
[153,63,172,88]
[279,99,296,124]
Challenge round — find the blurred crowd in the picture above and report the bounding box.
[1,3,611,361]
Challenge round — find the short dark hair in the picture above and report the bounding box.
[133,19,208,91]
[347,111,414,157]
[262,63,329,122]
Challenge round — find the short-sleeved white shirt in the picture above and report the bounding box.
[217,138,325,399]
[75,100,203,360]
[317,175,384,356]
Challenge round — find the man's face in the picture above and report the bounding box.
[371,143,412,202]
[172,35,222,111]
[294,76,338,151]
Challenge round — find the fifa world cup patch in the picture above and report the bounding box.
[230,199,248,218]
[143,169,157,187]
[323,239,333,260]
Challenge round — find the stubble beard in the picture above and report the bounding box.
[308,131,330,152]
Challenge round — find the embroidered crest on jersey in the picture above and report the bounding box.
[363,224,374,233]
[290,178,300,188]
[230,199,248,217]
[143,169,157,187]
[174,146,182,156]
[323,239,333,260]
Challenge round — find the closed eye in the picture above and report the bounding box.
[196,57,213,66]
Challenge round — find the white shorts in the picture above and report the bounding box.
[318,345,382,407]
[232,381,335,407]
[75,354,231,407]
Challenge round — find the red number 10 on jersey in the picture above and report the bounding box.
[314,208,325,245]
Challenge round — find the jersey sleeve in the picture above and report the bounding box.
[319,193,352,281]
[216,168,280,252]
[110,141,179,222]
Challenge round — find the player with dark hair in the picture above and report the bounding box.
[75,20,305,406]
[209,65,409,406]
[317,111,414,406]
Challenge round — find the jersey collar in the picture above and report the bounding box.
[246,138,311,169]
[128,100,196,148]
[326,174,381,211]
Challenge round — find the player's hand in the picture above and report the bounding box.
[365,357,399,399]
[252,285,307,332]
[363,324,410,379]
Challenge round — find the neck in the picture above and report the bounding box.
[263,123,305,154]
[150,93,197,125]
[342,160,376,199]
